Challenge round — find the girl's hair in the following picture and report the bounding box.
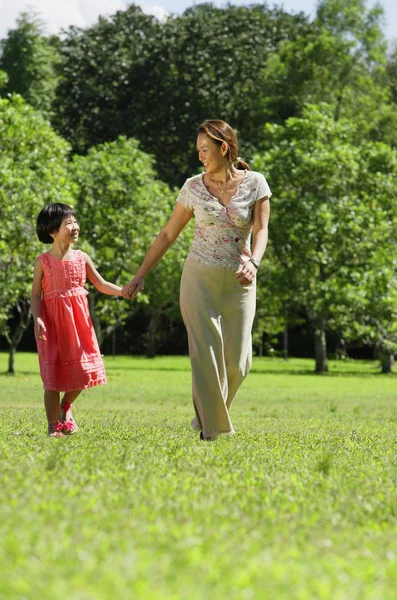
[197,119,250,170]
[36,203,76,244]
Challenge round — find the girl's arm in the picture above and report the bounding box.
[30,258,46,340]
[84,253,128,296]
[236,196,270,285]
[123,203,192,299]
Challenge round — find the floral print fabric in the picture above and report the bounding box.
[176,170,271,270]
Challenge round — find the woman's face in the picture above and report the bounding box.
[197,133,227,173]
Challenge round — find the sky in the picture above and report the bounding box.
[0,0,395,44]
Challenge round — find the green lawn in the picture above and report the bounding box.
[1,352,397,599]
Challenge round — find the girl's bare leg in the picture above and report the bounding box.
[61,390,82,409]
[59,390,82,433]
[45,390,62,436]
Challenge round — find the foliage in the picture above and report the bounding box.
[2,1,397,362]
[263,0,397,145]
[0,69,8,90]
[53,5,161,154]
[0,12,60,116]
[386,45,397,104]
[69,136,192,352]
[54,3,309,186]
[0,95,73,371]
[253,104,397,370]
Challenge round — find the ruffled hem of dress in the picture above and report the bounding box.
[42,376,107,393]
[39,358,108,392]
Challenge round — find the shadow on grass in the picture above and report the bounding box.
[249,368,389,377]
[104,365,191,373]
[0,359,392,378]
[103,365,389,377]
[0,371,39,376]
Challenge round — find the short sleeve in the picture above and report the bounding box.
[255,173,272,201]
[176,180,195,213]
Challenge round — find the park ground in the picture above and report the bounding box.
[0,353,397,599]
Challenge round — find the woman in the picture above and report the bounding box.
[123,120,271,440]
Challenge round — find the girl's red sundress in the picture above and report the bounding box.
[35,250,107,392]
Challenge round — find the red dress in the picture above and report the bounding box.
[35,250,107,392]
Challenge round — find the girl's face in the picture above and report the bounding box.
[52,215,80,244]
[197,133,228,173]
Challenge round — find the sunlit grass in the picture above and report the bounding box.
[1,352,397,599]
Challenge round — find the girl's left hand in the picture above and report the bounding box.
[235,261,257,286]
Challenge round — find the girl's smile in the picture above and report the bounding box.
[53,216,80,243]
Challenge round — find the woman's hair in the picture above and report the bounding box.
[36,203,76,244]
[197,119,250,170]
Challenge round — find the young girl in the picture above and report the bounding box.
[31,203,128,437]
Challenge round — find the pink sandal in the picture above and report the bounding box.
[48,422,66,438]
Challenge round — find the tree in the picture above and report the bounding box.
[0,95,73,373]
[253,104,397,372]
[54,4,309,186]
[254,246,305,360]
[0,12,60,115]
[69,136,192,356]
[53,5,161,154]
[263,0,397,145]
[386,45,397,104]
[0,70,8,91]
[327,142,397,372]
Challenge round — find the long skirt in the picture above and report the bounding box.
[180,261,256,438]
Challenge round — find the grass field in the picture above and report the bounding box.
[1,352,397,600]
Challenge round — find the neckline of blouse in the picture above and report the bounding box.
[200,170,249,208]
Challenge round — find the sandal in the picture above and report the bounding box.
[48,422,66,438]
[59,401,79,435]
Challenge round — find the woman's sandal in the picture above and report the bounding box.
[59,401,79,435]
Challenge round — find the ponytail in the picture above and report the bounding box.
[235,157,250,171]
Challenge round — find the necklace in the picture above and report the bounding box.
[215,179,228,196]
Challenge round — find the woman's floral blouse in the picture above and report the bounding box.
[176,170,271,270]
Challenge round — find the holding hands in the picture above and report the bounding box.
[121,275,145,299]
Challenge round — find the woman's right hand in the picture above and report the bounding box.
[35,318,47,341]
[122,276,145,299]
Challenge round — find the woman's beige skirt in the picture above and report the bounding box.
[180,261,256,438]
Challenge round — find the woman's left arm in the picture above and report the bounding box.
[251,195,271,263]
[84,253,129,297]
[236,196,270,285]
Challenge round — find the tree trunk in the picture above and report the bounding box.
[283,324,289,361]
[380,352,394,374]
[8,344,16,375]
[313,317,328,373]
[146,308,159,358]
[5,299,31,374]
